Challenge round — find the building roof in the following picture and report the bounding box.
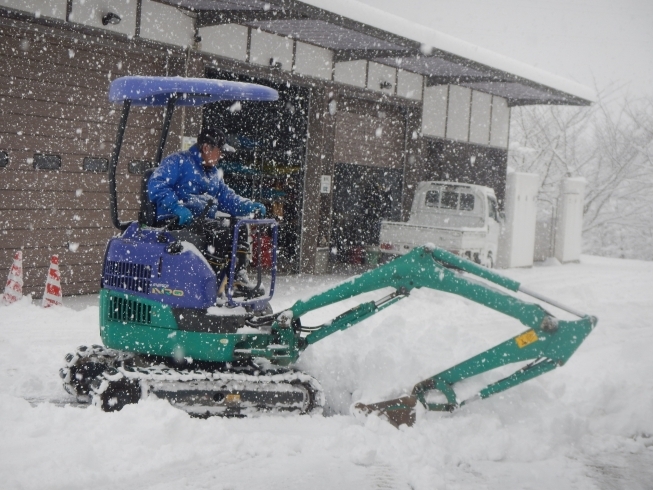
[164,0,594,106]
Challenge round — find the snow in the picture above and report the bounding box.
[180,240,213,271]
[1,255,653,489]
[207,305,247,317]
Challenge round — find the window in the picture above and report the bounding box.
[33,154,61,170]
[0,151,8,168]
[425,190,439,207]
[487,197,498,221]
[83,157,109,172]
[129,160,151,175]
[440,191,458,209]
[460,193,475,211]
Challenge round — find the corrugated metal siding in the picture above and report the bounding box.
[333,99,405,169]
[0,20,171,296]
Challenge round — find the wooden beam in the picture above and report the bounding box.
[507,97,592,107]
[425,75,504,86]
[333,48,418,63]
[196,9,307,28]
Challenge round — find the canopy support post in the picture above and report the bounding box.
[154,93,179,167]
[109,100,132,231]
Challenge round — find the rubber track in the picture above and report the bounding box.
[60,345,325,417]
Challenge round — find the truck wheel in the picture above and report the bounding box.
[487,253,494,269]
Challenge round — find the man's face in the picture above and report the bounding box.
[200,143,221,167]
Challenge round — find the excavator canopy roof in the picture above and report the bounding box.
[108,76,279,107]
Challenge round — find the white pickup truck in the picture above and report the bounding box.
[378,181,502,267]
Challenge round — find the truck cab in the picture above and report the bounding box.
[379,181,502,267]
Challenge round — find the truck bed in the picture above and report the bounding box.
[379,221,487,255]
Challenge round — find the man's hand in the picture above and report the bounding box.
[249,202,266,217]
[172,205,193,226]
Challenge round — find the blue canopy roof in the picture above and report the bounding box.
[108,76,278,106]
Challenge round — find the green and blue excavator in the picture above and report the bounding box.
[60,76,597,427]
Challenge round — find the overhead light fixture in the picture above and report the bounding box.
[269,58,282,70]
[102,12,121,26]
[328,99,337,116]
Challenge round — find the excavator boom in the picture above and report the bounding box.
[272,246,597,427]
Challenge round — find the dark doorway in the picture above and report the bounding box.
[329,97,406,265]
[204,67,310,272]
[331,163,403,263]
[424,139,508,208]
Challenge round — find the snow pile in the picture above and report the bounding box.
[1,256,652,489]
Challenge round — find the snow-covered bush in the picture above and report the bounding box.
[509,91,653,260]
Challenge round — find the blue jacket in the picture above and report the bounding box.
[148,144,255,218]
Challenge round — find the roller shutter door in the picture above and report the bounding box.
[0,20,168,295]
[331,101,405,262]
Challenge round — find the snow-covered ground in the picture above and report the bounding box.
[1,255,652,489]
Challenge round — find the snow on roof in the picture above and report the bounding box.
[301,0,595,103]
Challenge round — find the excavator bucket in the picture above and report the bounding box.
[354,396,418,428]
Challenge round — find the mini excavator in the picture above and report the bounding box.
[60,76,597,427]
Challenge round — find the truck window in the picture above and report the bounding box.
[487,197,498,220]
[460,193,475,211]
[440,191,458,209]
[425,190,440,207]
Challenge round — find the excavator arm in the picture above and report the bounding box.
[272,246,597,427]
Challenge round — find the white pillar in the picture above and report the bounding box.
[497,172,539,268]
[554,178,586,263]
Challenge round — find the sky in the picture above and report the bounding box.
[357,0,653,99]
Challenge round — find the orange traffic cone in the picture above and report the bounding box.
[2,251,23,305]
[42,255,63,307]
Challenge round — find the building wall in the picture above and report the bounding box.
[199,24,248,62]
[69,0,138,37]
[140,0,194,47]
[302,88,331,272]
[333,103,405,170]
[422,139,508,207]
[0,4,513,288]
[1,0,66,19]
[419,83,511,207]
[0,16,184,296]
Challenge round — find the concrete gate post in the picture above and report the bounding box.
[497,172,539,268]
[554,178,586,263]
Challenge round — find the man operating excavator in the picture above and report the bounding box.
[148,126,266,298]
[148,126,266,224]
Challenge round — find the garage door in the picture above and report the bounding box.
[334,106,405,169]
[0,20,168,296]
[331,100,405,263]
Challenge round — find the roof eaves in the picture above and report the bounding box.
[293,0,596,104]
